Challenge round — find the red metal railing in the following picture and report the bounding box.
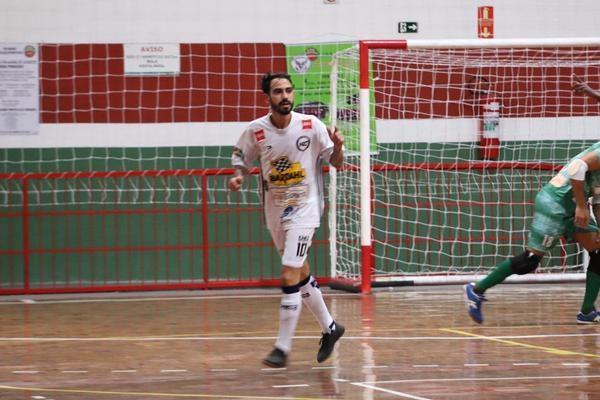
[0,168,332,294]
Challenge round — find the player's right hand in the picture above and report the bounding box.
[572,74,591,94]
[229,175,244,191]
[574,204,590,228]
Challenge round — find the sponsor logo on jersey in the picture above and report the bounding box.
[254,129,265,142]
[282,206,294,218]
[296,136,310,152]
[302,119,312,130]
[269,156,306,186]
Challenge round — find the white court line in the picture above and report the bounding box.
[0,292,358,306]
[261,367,287,371]
[312,366,335,370]
[513,363,540,366]
[61,370,88,373]
[160,369,188,373]
[3,333,598,342]
[362,365,389,369]
[272,384,310,388]
[358,374,600,385]
[412,365,439,368]
[464,363,489,367]
[12,371,38,374]
[20,299,36,304]
[351,382,432,400]
[210,368,237,372]
[110,370,136,373]
[351,374,600,399]
[562,363,590,367]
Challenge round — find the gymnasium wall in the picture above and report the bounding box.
[1,0,599,292]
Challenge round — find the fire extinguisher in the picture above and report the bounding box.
[479,97,501,160]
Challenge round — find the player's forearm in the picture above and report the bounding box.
[572,179,588,209]
[586,88,600,101]
[329,146,344,168]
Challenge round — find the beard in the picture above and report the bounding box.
[271,100,293,115]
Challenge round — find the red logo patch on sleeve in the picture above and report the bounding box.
[302,119,312,130]
[254,129,265,142]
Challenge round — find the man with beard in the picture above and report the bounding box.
[229,72,345,367]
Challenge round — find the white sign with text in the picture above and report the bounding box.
[0,44,39,135]
[124,44,180,75]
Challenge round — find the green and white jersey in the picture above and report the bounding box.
[542,141,600,213]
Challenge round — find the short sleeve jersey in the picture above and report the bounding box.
[231,111,334,231]
[543,141,600,213]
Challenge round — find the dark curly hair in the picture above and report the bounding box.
[261,72,293,94]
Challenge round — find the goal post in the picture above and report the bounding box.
[329,38,600,293]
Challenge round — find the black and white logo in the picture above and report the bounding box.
[296,136,310,151]
[290,55,311,74]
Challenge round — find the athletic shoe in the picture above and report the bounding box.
[576,309,600,325]
[262,347,287,368]
[317,322,345,363]
[463,282,487,324]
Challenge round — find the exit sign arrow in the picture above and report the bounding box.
[398,22,418,33]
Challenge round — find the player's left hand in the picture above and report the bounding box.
[327,126,344,148]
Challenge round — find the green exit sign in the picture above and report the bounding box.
[398,22,418,33]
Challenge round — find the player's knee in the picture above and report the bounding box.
[588,249,600,275]
[510,250,542,275]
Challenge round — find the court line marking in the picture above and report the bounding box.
[0,385,327,400]
[272,384,310,388]
[0,293,358,306]
[2,332,598,342]
[355,374,600,385]
[351,382,431,400]
[261,367,287,371]
[441,328,600,358]
[0,285,581,306]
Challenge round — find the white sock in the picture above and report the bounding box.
[274,291,302,354]
[300,276,334,334]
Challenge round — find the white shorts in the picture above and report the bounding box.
[269,227,315,268]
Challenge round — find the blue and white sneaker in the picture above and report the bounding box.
[463,282,487,324]
[576,309,600,325]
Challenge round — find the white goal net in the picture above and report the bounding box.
[330,39,600,291]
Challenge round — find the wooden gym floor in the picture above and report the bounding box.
[1,283,598,399]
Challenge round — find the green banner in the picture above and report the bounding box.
[285,42,376,154]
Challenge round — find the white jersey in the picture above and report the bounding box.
[232,111,334,231]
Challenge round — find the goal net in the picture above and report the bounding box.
[329,39,600,292]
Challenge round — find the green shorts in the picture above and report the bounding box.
[527,189,598,253]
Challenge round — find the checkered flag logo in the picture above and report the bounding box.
[272,157,292,172]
